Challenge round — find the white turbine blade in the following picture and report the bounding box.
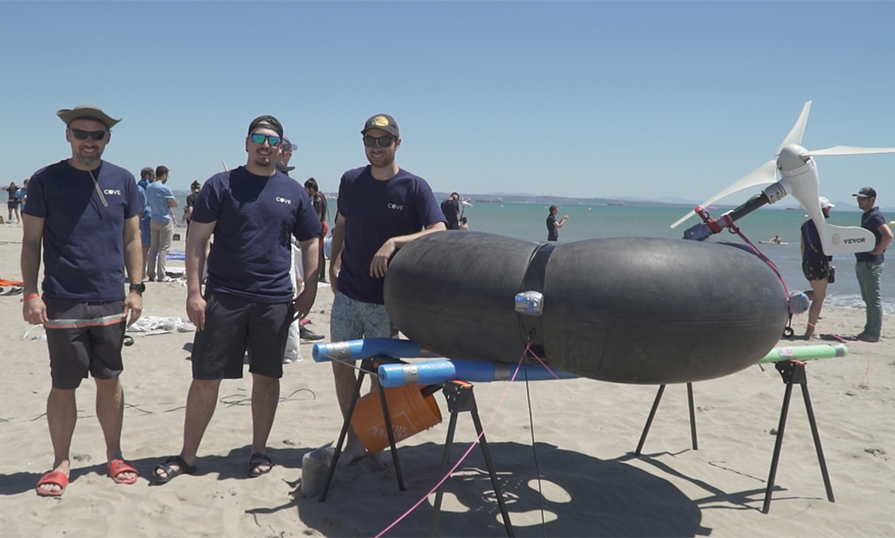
[805,146,895,157]
[776,101,812,155]
[670,159,777,228]
[819,223,876,256]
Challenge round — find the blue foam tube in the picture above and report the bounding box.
[378,359,576,387]
[312,338,434,363]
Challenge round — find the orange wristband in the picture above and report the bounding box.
[21,293,40,302]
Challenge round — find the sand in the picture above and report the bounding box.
[1,221,894,537]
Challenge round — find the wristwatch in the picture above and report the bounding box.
[129,282,146,294]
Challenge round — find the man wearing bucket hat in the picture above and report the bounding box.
[800,196,835,338]
[852,187,893,342]
[151,115,321,484]
[328,113,446,467]
[21,105,144,496]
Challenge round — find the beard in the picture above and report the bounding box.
[75,147,103,168]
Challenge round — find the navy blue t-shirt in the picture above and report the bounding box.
[337,166,446,304]
[191,166,322,302]
[856,207,887,263]
[24,160,142,301]
[441,198,460,230]
[546,214,559,241]
[801,219,831,263]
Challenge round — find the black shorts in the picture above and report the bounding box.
[802,258,831,282]
[191,290,293,380]
[44,297,127,390]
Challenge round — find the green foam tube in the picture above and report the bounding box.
[758,343,848,364]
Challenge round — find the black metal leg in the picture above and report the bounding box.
[801,384,835,502]
[429,406,460,537]
[471,407,515,537]
[687,383,698,450]
[635,385,666,455]
[762,380,793,513]
[320,361,368,502]
[378,379,405,491]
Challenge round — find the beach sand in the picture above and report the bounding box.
[1,221,894,537]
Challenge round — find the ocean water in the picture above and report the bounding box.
[173,192,894,312]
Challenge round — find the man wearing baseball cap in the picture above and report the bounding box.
[21,105,144,496]
[852,186,893,342]
[328,113,446,467]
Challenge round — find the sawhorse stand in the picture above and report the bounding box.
[429,381,515,537]
[635,383,698,455]
[319,357,406,502]
[632,362,835,513]
[762,360,834,513]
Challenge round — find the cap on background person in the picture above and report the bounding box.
[191,180,201,189]
[361,114,399,137]
[281,136,297,152]
[819,196,835,209]
[853,187,877,199]
[140,167,155,179]
[56,105,121,129]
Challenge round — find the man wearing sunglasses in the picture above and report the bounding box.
[152,115,322,484]
[328,113,446,467]
[21,105,144,496]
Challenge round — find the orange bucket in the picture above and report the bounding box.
[351,385,442,452]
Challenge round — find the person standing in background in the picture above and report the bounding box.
[546,205,568,241]
[852,187,893,342]
[145,165,177,282]
[6,181,22,223]
[137,167,154,278]
[184,180,201,238]
[799,196,834,338]
[304,177,328,283]
[441,192,460,230]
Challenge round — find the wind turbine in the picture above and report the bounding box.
[671,101,895,255]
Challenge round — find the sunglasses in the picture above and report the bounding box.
[70,128,108,141]
[363,135,396,148]
[250,133,282,146]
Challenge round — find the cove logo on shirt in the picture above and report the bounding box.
[103,189,122,196]
[388,203,404,211]
[276,197,292,205]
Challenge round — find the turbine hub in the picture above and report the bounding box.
[778,144,809,172]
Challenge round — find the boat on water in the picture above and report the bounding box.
[607,201,625,206]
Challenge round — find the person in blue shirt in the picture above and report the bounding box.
[136,167,154,277]
[440,192,460,229]
[145,165,178,282]
[21,104,144,497]
[152,115,321,484]
[852,187,893,342]
[329,113,446,467]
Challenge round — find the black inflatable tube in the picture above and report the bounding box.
[384,232,788,385]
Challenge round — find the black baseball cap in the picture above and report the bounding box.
[361,114,399,137]
[853,187,877,199]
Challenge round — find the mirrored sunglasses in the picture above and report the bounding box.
[250,133,282,146]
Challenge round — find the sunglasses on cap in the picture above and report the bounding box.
[250,133,282,146]
[363,135,396,148]
[69,128,108,141]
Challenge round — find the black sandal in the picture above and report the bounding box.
[152,456,196,485]
[248,453,273,478]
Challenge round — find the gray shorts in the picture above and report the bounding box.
[191,290,293,380]
[44,297,127,390]
[330,290,393,342]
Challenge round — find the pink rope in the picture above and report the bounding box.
[373,342,532,538]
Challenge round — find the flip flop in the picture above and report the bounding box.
[36,471,68,497]
[108,459,139,485]
[151,456,196,485]
[248,453,273,478]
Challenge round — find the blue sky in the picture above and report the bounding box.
[2,1,895,208]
